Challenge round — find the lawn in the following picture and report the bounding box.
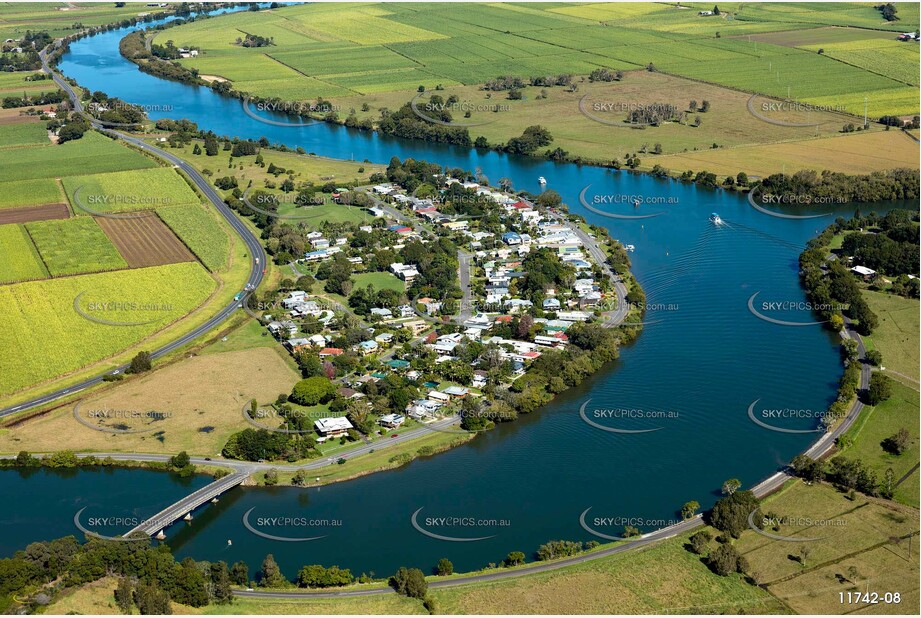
[0,262,215,397]
[0,131,155,182]
[0,178,64,210]
[0,347,299,457]
[276,197,373,225]
[24,217,127,276]
[0,223,48,284]
[62,167,201,215]
[842,380,920,507]
[157,204,230,272]
[863,290,920,385]
[351,271,405,293]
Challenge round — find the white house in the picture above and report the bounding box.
[315,417,353,438]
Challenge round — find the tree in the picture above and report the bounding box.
[258,554,288,588]
[390,567,428,599]
[169,451,190,469]
[504,551,525,567]
[706,542,748,576]
[128,351,152,373]
[114,576,134,614]
[866,373,892,405]
[865,349,883,366]
[721,478,741,495]
[798,544,811,567]
[709,490,760,538]
[700,100,710,112]
[688,530,712,555]
[230,561,249,586]
[681,500,700,520]
[133,582,172,615]
[210,562,233,604]
[882,428,911,455]
[290,376,336,406]
[435,558,453,576]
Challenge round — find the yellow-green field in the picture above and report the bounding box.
[0,1,155,39]
[863,290,920,386]
[62,167,201,215]
[0,223,47,283]
[0,177,64,209]
[0,262,216,397]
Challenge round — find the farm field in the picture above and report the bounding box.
[0,347,300,456]
[62,167,201,215]
[95,214,197,269]
[800,38,920,86]
[0,203,69,225]
[156,204,230,272]
[0,223,47,284]
[863,290,920,384]
[0,261,215,397]
[161,2,919,118]
[0,1,153,40]
[649,130,920,179]
[0,131,155,182]
[0,119,49,148]
[24,216,127,276]
[0,177,63,209]
[734,481,919,613]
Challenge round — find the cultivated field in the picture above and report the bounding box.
[0,347,299,456]
[156,204,230,272]
[0,262,215,397]
[62,167,202,215]
[0,119,49,149]
[95,214,197,269]
[0,131,155,182]
[0,178,64,210]
[0,223,47,284]
[24,216,127,276]
[162,2,919,118]
[0,2,150,39]
[0,203,69,224]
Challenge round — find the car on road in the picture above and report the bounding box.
[391,433,399,438]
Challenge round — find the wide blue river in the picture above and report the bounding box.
[0,8,900,577]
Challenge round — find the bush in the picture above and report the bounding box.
[435,558,453,576]
[706,542,747,576]
[866,373,893,405]
[389,567,428,599]
[688,530,712,555]
[290,376,336,406]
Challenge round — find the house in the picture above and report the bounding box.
[402,319,429,335]
[579,291,602,308]
[542,298,561,311]
[374,332,394,344]
[851,265,877,280]
[390,263,419,281]
[386,359,411,370]
[337,387,364,400]
[427,390,451,403]
[418,298,442,315]
[268,320,298,338]
[314,417,353,438]
[397,304,415,318]
[502,232,522,246]
[557,311,591,322]
[285,337,311,352]
[443,386,469,399]
[318,347,343,358]
[370,307,393,319]
[282,291,309,309]
[378,413,405,428]
[472,370,488,388]
[407,399,441,420]
[357,340,379,355]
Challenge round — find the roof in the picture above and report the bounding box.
[315,417,353,432]
[387,359,411,368]
[851,265,876,276]
[319,347,343,355]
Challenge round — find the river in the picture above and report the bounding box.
[0,8,897,577]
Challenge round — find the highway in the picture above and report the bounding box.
[0,52,265,419]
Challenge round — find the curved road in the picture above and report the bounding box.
[0,52,265,419]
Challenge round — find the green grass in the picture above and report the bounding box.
[201,318,288,355]
[864,290,920,384]
[0,131,155,182]
[156,204,230,272]
[0,121,49,149]
[842,380,920,506]
[0,262,216,397]
[0,223,48,284]
[276,198,372,225]
[62,167,201,215]
[24,217,127,277]
[0,178,63,209]
[351,271,405,293]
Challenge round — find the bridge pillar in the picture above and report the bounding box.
[155,530,166,541]
[183,512,193,521]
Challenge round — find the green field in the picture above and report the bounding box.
[0,121,49,149]
[0,177,63,209]
[0,262,216,397]
[24,217,127,277]
[156,204,230,272]
[0,223,47,284]
[62,167,201,215]
[864,290,920,384]
[352,271,405,293]
[0,2,153,40]
[0,131,155,183]
[162,2,919,116]
[842,380,920,506]
[276,198,372,225]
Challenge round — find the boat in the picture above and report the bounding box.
[538,176,546,184]
[710,213,722,224]
[625,244,635,252]
[633,198,640,208]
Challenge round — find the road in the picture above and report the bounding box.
[564,220,628,326]
[0,53,265,419]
